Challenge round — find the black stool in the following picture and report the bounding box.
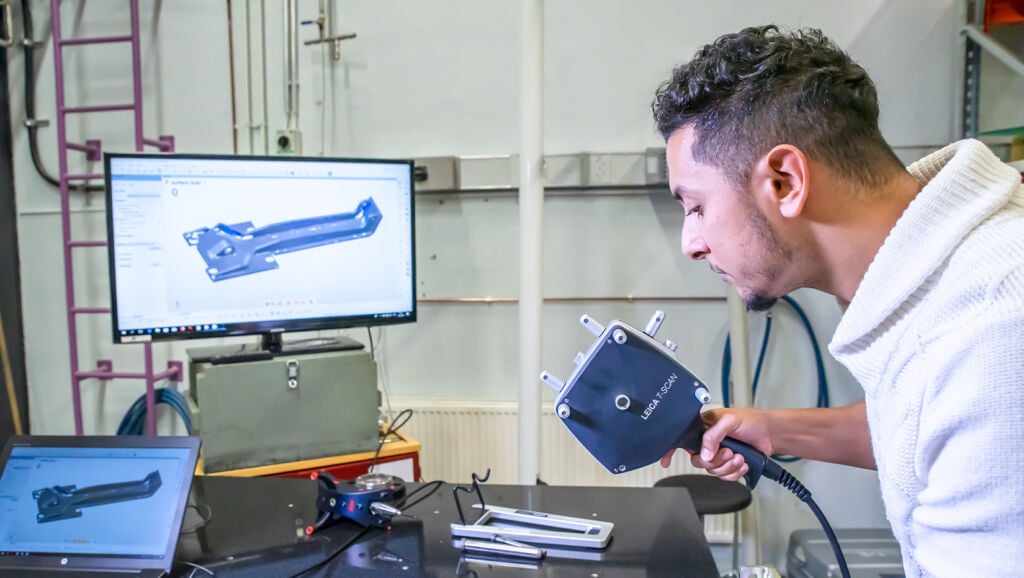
[655,474,752,575]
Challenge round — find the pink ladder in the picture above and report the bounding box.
[50,0,180,435]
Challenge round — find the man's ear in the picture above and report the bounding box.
[752,145,809,219]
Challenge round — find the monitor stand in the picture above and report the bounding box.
[264,333,365,356]
[187,335,365,365]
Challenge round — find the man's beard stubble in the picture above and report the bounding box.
[742,203,790,313]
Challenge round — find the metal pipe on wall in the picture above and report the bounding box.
[261,0,270,153]
[226,0,239,153]
[284,0,300,131]
[726,291,752,410]
[326,0,336,155]
[245,0,256,153]
[518,0,544,485]
[726,289,761,565]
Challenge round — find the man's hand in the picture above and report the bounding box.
[660,402,875,477]
[660,407,774,482]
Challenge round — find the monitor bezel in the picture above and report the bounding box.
[0,435,202,574]
[103,152,417,345]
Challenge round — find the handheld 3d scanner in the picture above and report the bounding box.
[540,310,852,578]
[540,310,775,488]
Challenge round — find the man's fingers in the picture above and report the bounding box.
[716,463,749,483]
[707,453,745,477]
[689,446,748,482]
[699,413,736,461]
[689,447,734,469]
[660,449,675,468]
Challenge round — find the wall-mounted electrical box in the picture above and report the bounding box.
[276,129,302,155]
[412,156,459,191]
[644,148,668,185]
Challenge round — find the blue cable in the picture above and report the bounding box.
[779,295,830,408]
[120,389,191,434]
[117,388,192,435]
[720,313,773,407]
[752,314,773,399]
[720,295,831,462]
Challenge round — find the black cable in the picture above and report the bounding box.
[761,460,851,578]
[396,479,444,511]
[180,503,213,535]
[805,498,849,578]
[365,326,376,361]
[21,0,103,193]
[286,525,372,578]
[369,408,413,473]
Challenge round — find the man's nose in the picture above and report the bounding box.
[681,223,708,261]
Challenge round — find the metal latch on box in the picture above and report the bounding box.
[287,359,299,389]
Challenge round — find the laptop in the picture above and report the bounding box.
[0,435,201,577]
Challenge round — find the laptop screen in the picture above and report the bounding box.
[0,435,201,575]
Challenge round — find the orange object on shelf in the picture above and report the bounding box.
[986,0,1024,29]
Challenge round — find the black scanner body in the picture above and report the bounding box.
[541,311,848,576]
[542,312,770,488]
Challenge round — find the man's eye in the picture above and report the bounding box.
[685,205,702,217]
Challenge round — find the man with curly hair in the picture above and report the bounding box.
[653,25,1024,576]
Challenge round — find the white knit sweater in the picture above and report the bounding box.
[829,140,1024,577]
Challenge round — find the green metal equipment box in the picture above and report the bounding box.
[187,348,380,473]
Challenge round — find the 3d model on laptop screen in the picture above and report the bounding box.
[34,470,162,524]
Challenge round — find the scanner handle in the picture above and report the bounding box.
[679,432,771,489]
[719,437,769,489]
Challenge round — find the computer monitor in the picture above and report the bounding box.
[104,153,416,353]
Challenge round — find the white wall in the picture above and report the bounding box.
[8,0,988,570]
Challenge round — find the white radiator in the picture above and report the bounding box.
[391,398,738,544]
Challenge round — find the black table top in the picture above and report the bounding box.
[174,475,719,578]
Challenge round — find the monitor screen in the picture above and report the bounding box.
[104,153,416,348]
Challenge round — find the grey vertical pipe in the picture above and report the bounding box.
[518,0,544,485]
[284,0,299,131]
[726,289,760,564]
[261,0,270,153]
[245,0,256,153]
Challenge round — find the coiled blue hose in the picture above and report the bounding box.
[117,387,192,435]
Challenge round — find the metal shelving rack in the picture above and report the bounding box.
[961,0,1024,138]
[50,0,180,435]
